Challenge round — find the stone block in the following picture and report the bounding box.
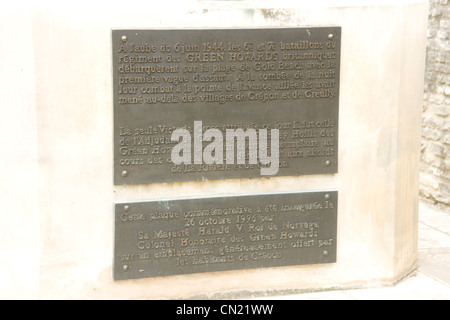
[0,0,428,299]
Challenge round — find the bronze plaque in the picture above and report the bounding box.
[114,191,337,280]
[113,28,340,185]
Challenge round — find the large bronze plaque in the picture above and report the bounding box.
[113,28,340,185]
[114,191,337,280]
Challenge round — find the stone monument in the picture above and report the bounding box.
[0,0,428,299]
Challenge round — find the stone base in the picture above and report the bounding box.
[0,0,427,299]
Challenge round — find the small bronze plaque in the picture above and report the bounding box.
[113,28,340,185]
[114,191,337,280]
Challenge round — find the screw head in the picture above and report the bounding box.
[124,205,130,212]
[325,160,331,167]
[121,35,128,42]
[325,194,330,200]
[122,170,128,177]
[323,250,329,257]
[123,265,129,271]
[328,34,333,40]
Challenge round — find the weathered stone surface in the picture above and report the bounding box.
[421,0,450,210]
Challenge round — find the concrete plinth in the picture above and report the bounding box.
[0,0,428,299]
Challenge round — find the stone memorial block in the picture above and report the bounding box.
[1,1,428,299]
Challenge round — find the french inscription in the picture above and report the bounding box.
[113,28,341,184]
[114,191,337,280]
